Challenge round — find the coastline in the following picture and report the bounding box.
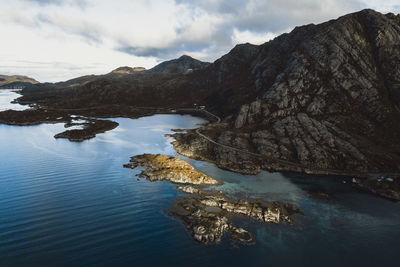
[0,103,399,201]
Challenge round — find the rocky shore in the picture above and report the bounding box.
[123,154,220,185]
[171,186,303,244]
[169,197,255,244]
[124,155,303,244]
[175,186,302,224]
[352,176,400,201]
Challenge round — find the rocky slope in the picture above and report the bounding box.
[7,9,400,176]
[170,9,400,175]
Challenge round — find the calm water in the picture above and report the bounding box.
[0,93,399,266]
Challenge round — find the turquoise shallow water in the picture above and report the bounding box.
[0,92,399,266]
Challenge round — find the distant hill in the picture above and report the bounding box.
[148,55,210,74]
[0,74,38,89]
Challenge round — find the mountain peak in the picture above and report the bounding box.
[149,55,210,74]
[178,54,193,60]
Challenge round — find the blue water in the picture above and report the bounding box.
[0,96,399,266]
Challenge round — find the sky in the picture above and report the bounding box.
[0,0,399,82]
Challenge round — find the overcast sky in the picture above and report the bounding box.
[0,0,399,82]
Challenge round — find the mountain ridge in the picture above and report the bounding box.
[9,8,400,175]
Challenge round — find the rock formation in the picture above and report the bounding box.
[169,9,400,175]
[124,154,220,185]
[124,156,303,244]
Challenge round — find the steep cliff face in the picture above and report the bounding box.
[174,9,400,174]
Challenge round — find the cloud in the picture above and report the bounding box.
[23,0,88,8]
[36,13,104,44]
[112,0,367,59]
[0,0,399,82]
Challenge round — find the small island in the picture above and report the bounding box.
[123,153,220,185]
[124,154,303,244]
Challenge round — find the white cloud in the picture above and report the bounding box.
[0,0,398,82]
[231,29,278,46]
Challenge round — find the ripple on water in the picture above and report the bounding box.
[0,97,399,266]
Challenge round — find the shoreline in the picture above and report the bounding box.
[1,105,399,201]
[123,153,303,244]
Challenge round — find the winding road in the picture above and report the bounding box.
[192,109,400,177]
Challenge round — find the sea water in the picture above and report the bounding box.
[0,92,399,266]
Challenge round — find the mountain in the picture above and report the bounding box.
[172,9,400,174]
[19,56,211,108]
[0,74,38,88]
[14,9,400,175]
[169,9,400,175]
[148,55,210,74]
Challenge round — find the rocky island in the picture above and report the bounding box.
[123,154,219,185]
[124,155,303,244]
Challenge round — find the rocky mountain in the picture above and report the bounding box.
[176,9,400,175]
[0,74,38,88]
[14,9,400,175]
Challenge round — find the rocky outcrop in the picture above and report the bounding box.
[123,158,303,244]
[124,154,220,185]
[171,186,302,243]
[176,187,301,224]
[169,197,254,244]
